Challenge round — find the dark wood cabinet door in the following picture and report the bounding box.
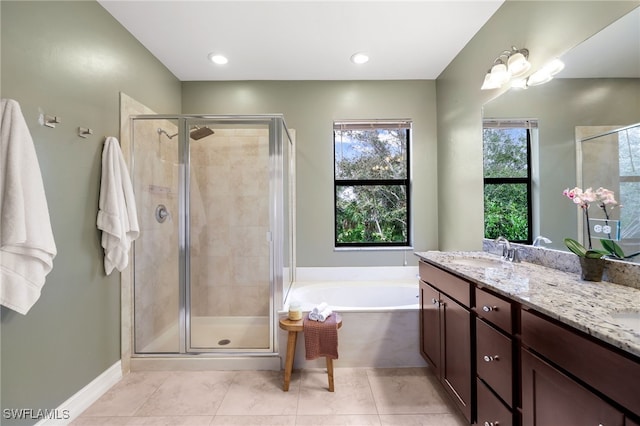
[420,281,440,375]
[522,349,624,426]
[477,378,513,426]
[441,292,472,422]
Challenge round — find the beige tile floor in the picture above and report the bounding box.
[72,367,468,426]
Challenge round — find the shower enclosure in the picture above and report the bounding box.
[128,114,293,357]
[577,122,640,259]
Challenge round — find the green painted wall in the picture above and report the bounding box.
[0,1,180,424]
[182,80,439,267]
[436,1,639,251]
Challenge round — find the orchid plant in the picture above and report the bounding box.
[562,186,638,259]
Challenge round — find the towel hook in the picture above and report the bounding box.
[78,127,93,138]
[39,113,61,128]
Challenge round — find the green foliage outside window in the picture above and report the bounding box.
[336,185,407,243]
[484,184,529,241]
[335,127,409,245]
[483,126,531,242]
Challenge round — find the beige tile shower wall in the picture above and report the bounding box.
[190,129,271,318]
[577,126,621,198]
[132,118,181,352]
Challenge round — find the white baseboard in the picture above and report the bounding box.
[35,361,122,425]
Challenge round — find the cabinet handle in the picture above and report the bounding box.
[483,355,499,362]
[482,305,498,312]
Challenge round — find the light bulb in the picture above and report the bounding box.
[543,59,565,76]
[481,72,501,90]
[508,52,531,77]
[490,62,511,86]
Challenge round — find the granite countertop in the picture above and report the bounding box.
[415,250,640,359]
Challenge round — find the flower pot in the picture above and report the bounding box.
[579,257,605,282]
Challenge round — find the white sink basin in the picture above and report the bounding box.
[610,310,640,334]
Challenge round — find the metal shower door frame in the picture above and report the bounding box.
[131,114,287,355]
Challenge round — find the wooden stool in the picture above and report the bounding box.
[279,314,342,392]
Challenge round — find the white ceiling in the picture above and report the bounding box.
[97,0,504,81]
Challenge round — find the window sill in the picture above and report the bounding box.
[334,246,414,252]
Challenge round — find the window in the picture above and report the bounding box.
[483,120,535,244]
[333,120,411,247]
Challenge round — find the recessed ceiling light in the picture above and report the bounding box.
[208,53,228,65]
[350,52,369,65]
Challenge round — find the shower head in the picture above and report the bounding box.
[157,126,214,140]
[190,126,214,140]
[157,128,178,139]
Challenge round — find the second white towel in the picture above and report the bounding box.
[312,302,328,315]
[309,302,332,322]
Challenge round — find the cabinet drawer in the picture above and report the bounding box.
[521,309,640,416]
[477,318,513,407]
[476,287,512,333]
[477,378,513,426]
[419,261,470,307]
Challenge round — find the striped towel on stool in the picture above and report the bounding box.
[303,312,339,360]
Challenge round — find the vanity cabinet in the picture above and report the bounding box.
[521,308,640,426]
[417,257,640,426]
[419,261,473,422]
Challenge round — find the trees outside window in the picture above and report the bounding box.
[334,121,411,247]
[483,121,534,243]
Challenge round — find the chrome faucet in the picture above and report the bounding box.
[495,236,510,258]
[532,236,552,247]
[495,236,519,262]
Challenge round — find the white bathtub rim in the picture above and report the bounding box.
[284,280,419,313]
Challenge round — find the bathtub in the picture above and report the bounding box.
[289,281,419,312]
[280,280,427,369]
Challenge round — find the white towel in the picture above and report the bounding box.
[97,137,139,275]
[309,308,333,322]
[0,99,57,315]
[312,302,328,315]
[309,302,333,322]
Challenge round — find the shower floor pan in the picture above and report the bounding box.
[138,316,270,353]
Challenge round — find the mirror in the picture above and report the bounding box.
[483,6,640,262]
[577,122,640,259]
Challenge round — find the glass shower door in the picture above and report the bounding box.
[187,120,273,351]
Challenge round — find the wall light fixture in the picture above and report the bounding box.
[481,46,531,90]
[481,46,565,90]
